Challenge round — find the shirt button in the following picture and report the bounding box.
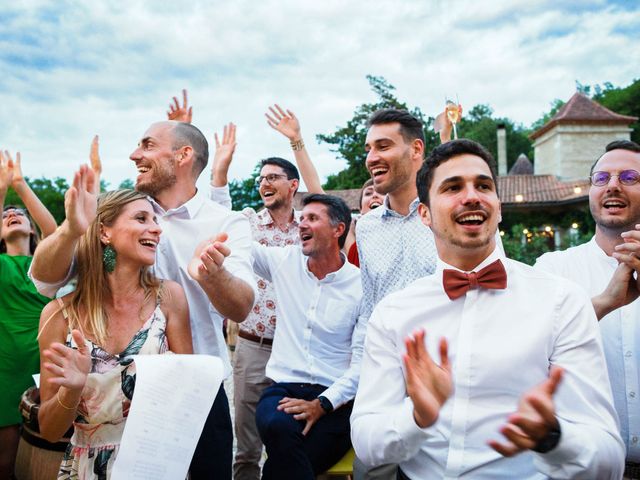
[630,392,636,398]
[633,436,638,444]
[626,351,633,357]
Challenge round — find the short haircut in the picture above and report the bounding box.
[358,178,375,208]
[590,140,640,174]
[417,139,498,206]
[171,122,209,177]
[260,157,300,180]
[302,193,351,248]
[367,108,425,147]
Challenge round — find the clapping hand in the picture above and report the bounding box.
[489,366,563,456]
[188,232,231,283]
[42,329,91,392]
[403,329,453,428]
[63,165,97,238]
[0,150,15,191]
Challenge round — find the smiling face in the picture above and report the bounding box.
[365,123,419,196]
[258,164,298,211]
[360,184,385,214]
[419,154,501,269]
[2,207,33,241]
[100,199,162,267]
[129,122,179,197]
[299,202,344,258]
[589,148,640,235]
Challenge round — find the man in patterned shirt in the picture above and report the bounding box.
[354,108,437,479]
[209,109,324,480]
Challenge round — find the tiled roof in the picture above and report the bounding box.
[531,93,638,140]
[294,189,361,211]
[508,154,534,175]
[498,175,589,207]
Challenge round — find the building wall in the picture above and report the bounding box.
[533,124,632,179]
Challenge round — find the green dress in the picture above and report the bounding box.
[0,254,50,426]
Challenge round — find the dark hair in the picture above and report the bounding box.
[590,140,640,174]
[1,205,39,254]
[171,122,209,177]
[260,157,300,181]
[302,194,351,248]
[358,178,375,208]
[367,108,425,147]
[417,139,498,206]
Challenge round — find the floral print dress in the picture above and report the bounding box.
[57,303,169,480]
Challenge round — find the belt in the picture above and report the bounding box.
[627,461,640,479]
[238,330,273,346]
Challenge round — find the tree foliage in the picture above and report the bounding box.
[229,162,262,211]
[4,176,69,224]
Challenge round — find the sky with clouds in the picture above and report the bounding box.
[0,0,638,192]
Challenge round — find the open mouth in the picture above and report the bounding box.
[136,165,151,174]
[370,167,388,178]
[369,201,382,209]
[7,218,22,226]
[262,191,276,198]
[456,212,486,226]
[603,199,627,210]
[139,239,158,250]
[300,232,312,242]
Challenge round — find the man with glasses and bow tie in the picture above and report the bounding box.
[351,138,624,479]
[536,140,640,479]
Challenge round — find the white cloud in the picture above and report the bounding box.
[0,0,638,191]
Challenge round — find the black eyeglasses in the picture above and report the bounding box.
[590,170,640,187]
[2,208,26,219]
[255,173,289,187]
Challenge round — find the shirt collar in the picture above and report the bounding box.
[257,207,301,228]
[149,189,205,219]
[303,252,349,282]
[436,245,506,276]
[381,196,421,218]
[588,235,618,267]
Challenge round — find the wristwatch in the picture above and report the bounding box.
[317,395,334,414]
[532,423,562,453]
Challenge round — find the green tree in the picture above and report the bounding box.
[457,105,533,170]
[317,75,439,190]
[593,78,640,143]
[229,163,262,211]
[118,178,135,189]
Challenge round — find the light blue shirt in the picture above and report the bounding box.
[355,196,437,323]
[536,236,640,461]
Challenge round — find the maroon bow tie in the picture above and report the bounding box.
[442,259,507,300]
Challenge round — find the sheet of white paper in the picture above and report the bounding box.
[32,373,40,388]
[111,354,223,480]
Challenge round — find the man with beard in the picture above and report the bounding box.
[351,139,624,479]
[536,140,640,479]
[353,108,437,479]
[29,121,257,480]
[251,194,363,480]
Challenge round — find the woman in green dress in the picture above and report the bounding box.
[0,151,57,478]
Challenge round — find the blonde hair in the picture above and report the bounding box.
[64,189,162,345]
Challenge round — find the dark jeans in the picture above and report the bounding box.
[189,385,233,480]
[256,383,352,480]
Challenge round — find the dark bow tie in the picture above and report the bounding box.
[442,259,507,300]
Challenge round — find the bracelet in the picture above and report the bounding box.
[56,389,78,411]
[290,139,305,151]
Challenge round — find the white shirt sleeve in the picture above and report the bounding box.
[28,258,77,298]
[350,308,445,467]
[209,184,232,210]
[532,283,624,479]
[321,307,367,408]
[220,212,258,301]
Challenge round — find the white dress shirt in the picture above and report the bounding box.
[351,247,624,479]
[536,236,640,462]
[251,244,363,408]
[31,190,257,378]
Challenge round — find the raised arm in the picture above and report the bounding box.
[167,88,193,123]
[4,151,57,238]
[265,104,324,194]
[30,165,96,284]
[211,123,237,188]
[0,150,14,239]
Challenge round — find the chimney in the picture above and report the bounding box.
[496,124,507,176]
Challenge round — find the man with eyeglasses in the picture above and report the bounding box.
[536,140,640,479]
[209,110,325,480]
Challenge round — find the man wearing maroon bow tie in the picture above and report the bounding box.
[350,139,624,479]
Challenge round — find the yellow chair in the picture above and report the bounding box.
[320,448,355,479]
